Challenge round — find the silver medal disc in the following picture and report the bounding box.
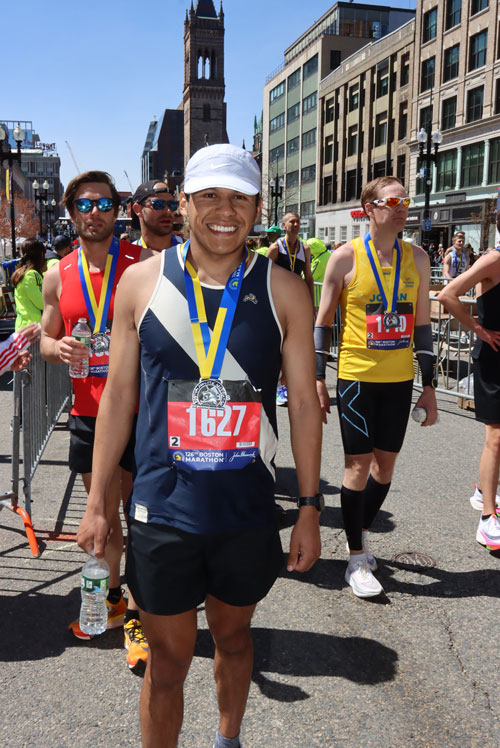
[192,379,228,409]
[383,312,401,330]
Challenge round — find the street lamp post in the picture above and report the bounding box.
[417,125,443,253]
[269,175,284,226]
[45,198,57,242]
[0,122,25,258]
[33,179,50,239]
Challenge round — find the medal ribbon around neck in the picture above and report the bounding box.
[283,237,298,272]
[182,240,247,380]
[77,236,120,333]
[363,233,401,315]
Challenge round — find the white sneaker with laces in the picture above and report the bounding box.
[345,557,383,598]
[470,484,500,511]
[476,515,500,549]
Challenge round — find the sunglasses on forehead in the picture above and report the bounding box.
[143,198,179,212]
[74,197,115,213]
[370,197,411,208]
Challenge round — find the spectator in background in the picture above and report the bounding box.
[45,235,72,270]
[11,238,45,331]
[443,232,469,280]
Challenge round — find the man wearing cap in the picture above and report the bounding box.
[45,234,72,269]
[77,145,322,748]
[132,180,184,252]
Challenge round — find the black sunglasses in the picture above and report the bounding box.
[74,197,115,213]
[143,198,179,212]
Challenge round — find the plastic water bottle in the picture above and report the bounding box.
[69,317,91,378]
[79,554,110,636]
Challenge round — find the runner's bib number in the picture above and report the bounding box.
[167,380,261,471]
[365,302,414,350]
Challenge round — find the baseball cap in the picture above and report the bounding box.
[184,144,261,196]
[132,180,172,205]
[53,234,71,249]
[265,225,281,235]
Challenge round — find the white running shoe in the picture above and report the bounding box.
[470,484,500,512]
[345,538,377,571]
[345,558,383,598]
[476,514,500,550]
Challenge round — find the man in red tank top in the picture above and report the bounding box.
[41,170,151,671]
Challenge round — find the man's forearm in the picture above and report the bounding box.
[288,399,321,497]
[40,334,62,364]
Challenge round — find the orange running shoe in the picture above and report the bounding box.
[68,593,127,640]
[124,618,149,671]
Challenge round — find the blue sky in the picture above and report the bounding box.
[5,0,415,193]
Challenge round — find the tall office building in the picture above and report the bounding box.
[262,2,415,235]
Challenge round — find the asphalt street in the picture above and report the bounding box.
[0,361,499,748]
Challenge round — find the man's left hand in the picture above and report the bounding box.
[414,386,438,426]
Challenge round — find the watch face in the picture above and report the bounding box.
[317,493,325,511]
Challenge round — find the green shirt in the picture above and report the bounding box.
[14,269,43,331]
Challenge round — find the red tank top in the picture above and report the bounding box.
[59,241,141,416]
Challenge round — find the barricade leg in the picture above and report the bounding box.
[0,496,40,557]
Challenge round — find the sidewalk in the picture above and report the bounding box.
[0,364,499,748]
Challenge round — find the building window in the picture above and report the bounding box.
[469,30,487,71]
[375,114,388,147]
[397,154,406,185]
[302,128,316,150]
[400,53,410,86]
[270,81,285,104]
[445,0,461,30]
[288,69,301,91]
[300,200,315,217]
[376,72,389,98]
[270,112,285,132]
[330,50,341,71]
[323,177,333,204]
[489,137,500,183]
[287,170,299,188]
[330,227,336,244]
[303,55,318,80]
[203,104,211,122]
[349,86,359,112]
[352,224,361,239]
[495,79,500,114]
[301,165,316,183]
[286,203,298,215]
[423,8,438,43]
[466,86,484,122]
[471,0,488,14]
[287,103,300,124]
[324,137,333,163]
[347,126,358,156]
[325,98,334,123]
[421,58,435,92]
[287,136,300,155]
[461,142,484,187]
[373,161,387,178]
[270,144,285,162]
[443,44,460,82]
[437,149,457,191]
[398,102,408,140]
[340,226,347,243]
[419,105,433,132]
[442,97,457,130]
[345,169,357,201]
[303,91,317,115]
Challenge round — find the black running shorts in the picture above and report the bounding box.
[68,414,136,474]
[474,358,500,425]
[336,378,413,455]
[126,518,284,616]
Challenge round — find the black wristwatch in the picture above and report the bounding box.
[423,378,438,389]
[297,493,325,512]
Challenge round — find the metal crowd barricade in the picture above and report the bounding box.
[0,341,72,556]
[313,281,476,404]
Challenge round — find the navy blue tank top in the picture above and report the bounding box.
[473,261,500,366]
[276,237,307,276]
[129,246,283,534]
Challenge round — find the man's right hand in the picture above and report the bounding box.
[77,508,111,559]
[316,379,330,424]
[56,336,89,365]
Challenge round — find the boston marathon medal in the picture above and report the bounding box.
[192,378,228,409]
[383,312,401,330]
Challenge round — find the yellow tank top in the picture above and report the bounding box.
[338,235,419,382]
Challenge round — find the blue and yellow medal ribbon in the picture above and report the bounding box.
[182,240,247,380]
[77,236,120,333]
[363,233,401,314]
[282,237,298,272]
